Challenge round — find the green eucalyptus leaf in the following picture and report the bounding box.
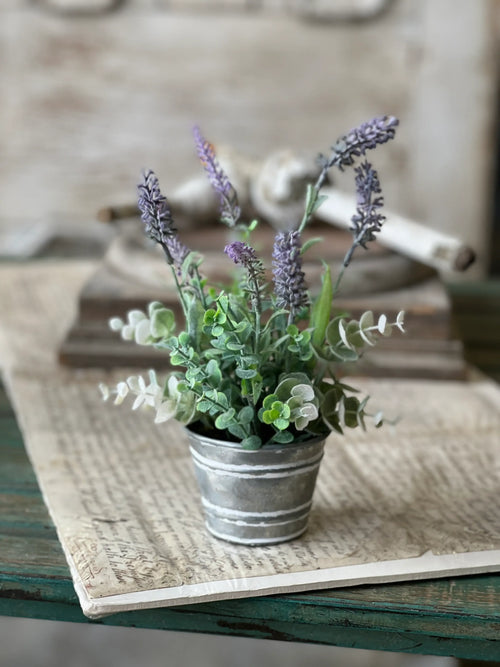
[236,368,258,379]
[271,430,295,444]
[262,394,278,409]
[215,408,236,430]
[241,435,262,450]
[343,396,361,428]
[217,293,229,312]
[274,418,290,431]
[203,309,217,325]
[206,358,222,388]
[148,301,166,316]
[211,325,224,337]
[170,352,185,366]
[178,331,190,347]
[329,346,359,362]
[227,423,247,440]
[238,406,254,424]
[226,340,245,351]
[216,391,229,409]
[325,315,344,348]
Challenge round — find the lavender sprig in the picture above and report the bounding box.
[324,115,399,173]
[193,126,241,227]
[225,241,264,309]
[342,160,385,268]
[272,230,309,322]
[299,116,398,234]
[137,169,190,271]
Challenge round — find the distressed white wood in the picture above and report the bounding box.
[0,1,497,273]
[35,0,119,13]
[405,0,499,277]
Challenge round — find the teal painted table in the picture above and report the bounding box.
[1,382,499,662]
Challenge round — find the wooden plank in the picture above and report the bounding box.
[447,280,500,380]
[1,2,498,274]
[1,380,500,659]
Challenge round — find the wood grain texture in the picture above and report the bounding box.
[1,1,498,274]
[1,381,500,660]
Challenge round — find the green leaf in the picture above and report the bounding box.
[312,193,328,214]
[274,417,290,430]
[148,301,166,316]
[261,410,275,425]
[150,308,175,338]
[187,299,204,346]
[203,309,217,326]
[226,340,245,351]
[343,396,361,428]
[227,423,247,440]
[170,352,185,366]
[178,331,190,347]
[263,394,278,409]
[241,435,262,450]
[217,293,229,312]
[186,367,202,383]
[300,237,323,255]
[215,409,236,430]
[252,378,263,404]
[206,359,222,388]
[181,251,203,284]
[329,346,359,362]
[271,430,294,444]
[236,368,258,379]
[238,406,254,424]
[312,265,333,347]
[216,392,229,409]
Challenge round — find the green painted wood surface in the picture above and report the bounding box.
[1,380,500,661]
[448,280,500,382]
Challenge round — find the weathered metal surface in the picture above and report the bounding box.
[2,380,500,659]
[187,429,325,545]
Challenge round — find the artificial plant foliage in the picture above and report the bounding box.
[101,118,405,449]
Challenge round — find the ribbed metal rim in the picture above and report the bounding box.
[185,426,328,453]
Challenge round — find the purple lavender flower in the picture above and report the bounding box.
[165,235,190,275]
[225,241,264,310]
[193,126,241,227]
[137,170,190,271]
[225,241,257,266]
[343,160,386,267]
[272,231,309,318]
[318,116,399,176]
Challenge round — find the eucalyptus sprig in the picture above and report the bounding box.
[101,119,403,448]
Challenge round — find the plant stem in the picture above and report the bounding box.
[171,266,188,316]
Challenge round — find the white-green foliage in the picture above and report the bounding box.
[101,281,405,447]
[109,302,176,346]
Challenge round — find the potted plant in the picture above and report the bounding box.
[100,117,405,546]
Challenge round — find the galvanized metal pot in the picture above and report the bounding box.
[186,427,326,546]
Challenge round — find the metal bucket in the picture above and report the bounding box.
[186,428,326,546]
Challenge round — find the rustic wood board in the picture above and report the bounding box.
[1,1,498,274]
[1,381,500,660]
